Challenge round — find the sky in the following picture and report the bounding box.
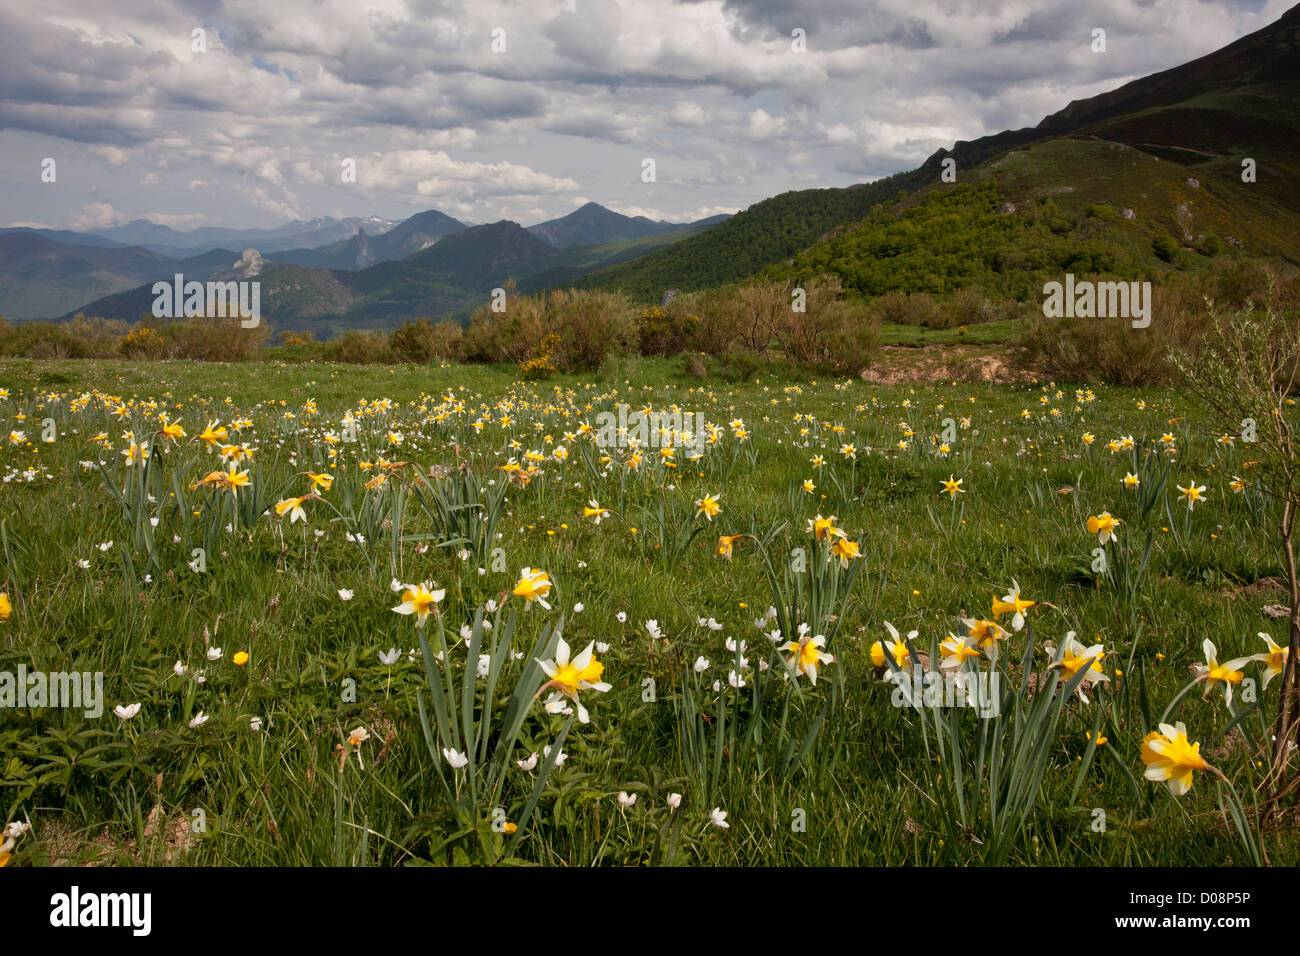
[0,0,1291,232]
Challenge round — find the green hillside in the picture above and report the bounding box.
[567,170,921,300]
[768,136,1300,305]
[569,6,1300,305]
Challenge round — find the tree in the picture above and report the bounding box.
[1171,286,1300,814]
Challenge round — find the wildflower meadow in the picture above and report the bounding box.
[1,355,1295,869]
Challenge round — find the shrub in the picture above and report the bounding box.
[681,353,709,378]
[462,285,546,364]
[323,329,392,364]
[0,322,90,359]
[1012,266,1295,385]
[687,287,747,355]
[941,286,1017,328]
[161,316,269,361]
[871,290,942,327]
[1152,234,1179,263]
[519,333,560,380]
[117,326,168,359]
[462,287,634,370]
[389,318,463,364]
[718,350,765,381]
[772,275,879,374]
[64,314,129,357]
[1205,258,1295,310]
[637,302,699,356]
[1018,311,1177,385]
[731,280,788,353]
[546,288,636,370]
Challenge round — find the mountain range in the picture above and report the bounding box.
[51,206,727,333]
[0,203,727,322]
[0,233,240,321]
[93,216,402,256]
[9,3,1300,334]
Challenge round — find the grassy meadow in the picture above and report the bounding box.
[0,355,1293,866]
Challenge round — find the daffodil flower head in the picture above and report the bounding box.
[940,633,980,668]
[783,634,834,684]
[1141,721,1209,796]
[1196,638,1253,708]
[1048,632,1109,703]
[537,636,611,723]
[1251,632,1288,689]
[696,493,721,521]
[717,533,743,559]
[873,621,916,672]
[513,567,552,609]
[992,580,1035,631]
[830,536,862,567]
[1086,512,1120,545]
[806,514,844,541]
[1178,483,1207,510]
[391,581,446,626]
[275,495,312,523]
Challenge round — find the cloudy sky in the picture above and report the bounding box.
[0,0,1290,232]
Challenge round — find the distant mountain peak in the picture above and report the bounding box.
[527,203,680,250]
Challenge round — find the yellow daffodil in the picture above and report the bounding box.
[1086,512,1120,545]
[872,622,915,672]
[806,514,843,541]
[939,632,980,668]
[717,533,743,560]
[122,441,150,466]
[512,567,552,610]
[1251,632,1288,689]
[224,467,251,495]
[992,580,1035,631]
[783,634,834,685]
[537,636,610,723]
[1177,483,1206,510]
[1196,638,1252,708]
[1047,632,1109,703]
[275,496,310,523]
[1141,722,1209,796]
[391,581,446,626]
[159,418,186,441]
[962,617,1008,657]
[199,421,228,446]
[830,536,862,568]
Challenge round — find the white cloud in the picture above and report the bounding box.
[0,0,1283,229]
[363,150,579,199]
[70,202,121,229]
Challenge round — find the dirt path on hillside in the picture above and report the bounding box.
[863,345,1033,384]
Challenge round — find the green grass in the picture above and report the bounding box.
[878,319,1023,346]
[0,356,1292,866]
